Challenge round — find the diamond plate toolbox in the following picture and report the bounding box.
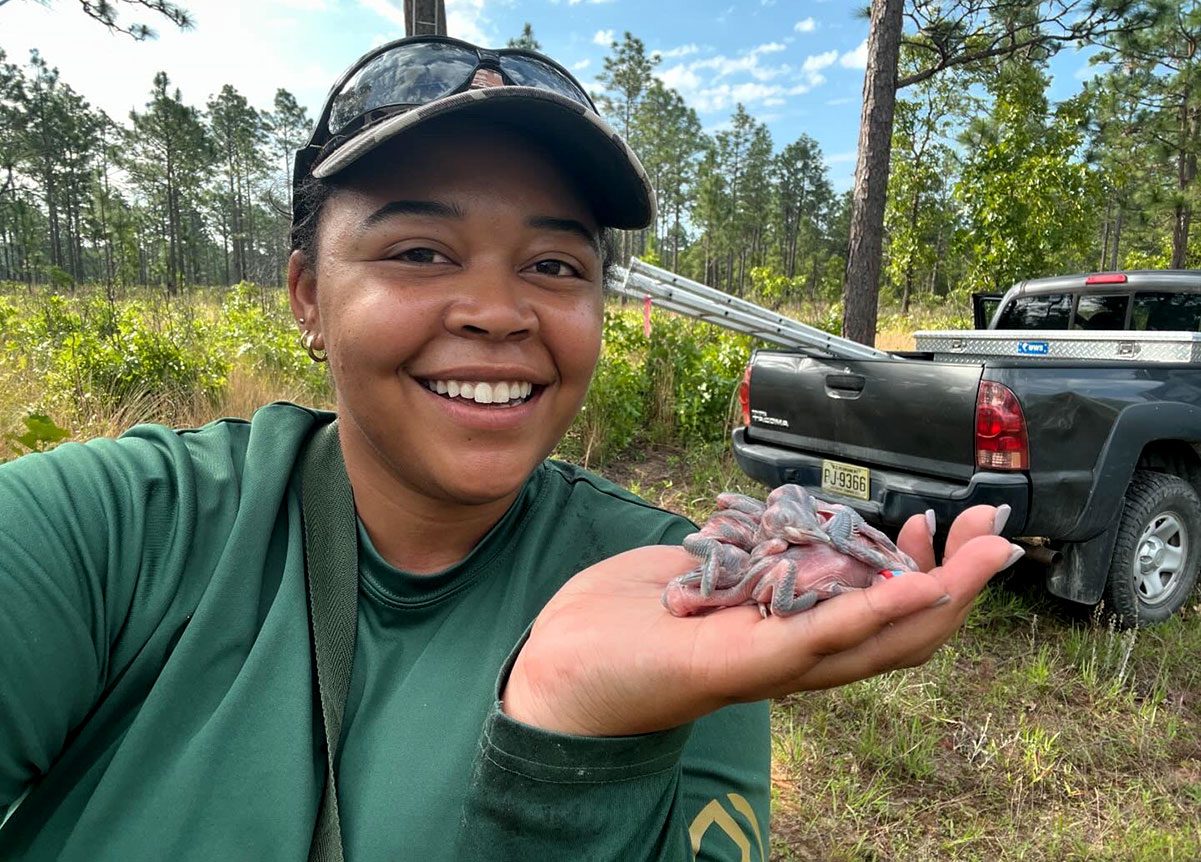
[913,330,1201,364]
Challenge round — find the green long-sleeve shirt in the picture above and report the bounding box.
[0,403,769,860]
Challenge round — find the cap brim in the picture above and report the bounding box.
[310,86,655,230]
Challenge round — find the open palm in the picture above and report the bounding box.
[503,506,1018,736]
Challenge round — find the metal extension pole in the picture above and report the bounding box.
[613,258,896,361]
[403,0,447,36]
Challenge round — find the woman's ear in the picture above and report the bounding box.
[288,249,319,331]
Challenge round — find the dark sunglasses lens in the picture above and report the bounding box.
[499,55,591,106]
[329,42,479,134]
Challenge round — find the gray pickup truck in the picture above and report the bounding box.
[733,270,1201,626]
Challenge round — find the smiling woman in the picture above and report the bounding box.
[0,33,1018,862]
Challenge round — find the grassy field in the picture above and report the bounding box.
[2,285,1199,860]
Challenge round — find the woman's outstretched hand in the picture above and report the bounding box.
[502,505,1021,736]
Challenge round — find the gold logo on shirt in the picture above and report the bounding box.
[688,793,764,861]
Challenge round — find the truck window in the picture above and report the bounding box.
[995,293,1071,329]
[1131,292,1201,331]
[1072,294,1129,330]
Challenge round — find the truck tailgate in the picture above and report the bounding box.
[747,352,984,481]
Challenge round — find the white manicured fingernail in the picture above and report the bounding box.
[993,504,1012,536]
[925,509,936,536]
[1004,544,1025,569]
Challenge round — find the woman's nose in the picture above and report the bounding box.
[443,271,538,342]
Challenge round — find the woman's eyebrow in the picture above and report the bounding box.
[526,215,601,252]
[362,199,464,229]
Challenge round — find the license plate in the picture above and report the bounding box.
[820,459,870,501]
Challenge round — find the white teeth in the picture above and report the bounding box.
[425,378,536,404]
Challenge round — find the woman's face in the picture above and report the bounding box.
[290,124,605,510]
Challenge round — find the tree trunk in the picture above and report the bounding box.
[841,0,904,345]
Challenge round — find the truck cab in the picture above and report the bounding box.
[978,271,1201,332]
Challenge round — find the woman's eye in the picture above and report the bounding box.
[531,259,581,278]
[392,247,447,264]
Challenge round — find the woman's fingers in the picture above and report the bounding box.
[943,505,1007,561]
[716,569,948,696]
[744,534,1016,695]
[896,511,936,572]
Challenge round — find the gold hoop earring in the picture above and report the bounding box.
[302,330,328,363]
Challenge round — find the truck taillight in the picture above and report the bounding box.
[975,381,1029,470]
[739,364,752,427]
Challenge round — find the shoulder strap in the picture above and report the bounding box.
[300,420,359,862]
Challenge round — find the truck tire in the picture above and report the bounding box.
[1104,470,1201,627]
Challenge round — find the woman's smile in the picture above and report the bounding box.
[288,118,606,563]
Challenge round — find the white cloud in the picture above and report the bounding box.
[592,28,615,47]
[571,58,591,71]
[445,0,491,45]
[692,42,789,82]
[802,50,838,73]
[658,64,703,94]
[655,43,701,59]
[653,38,840,113]
[569,0,616,4]
[794,17,817,33]
[840,39,869,69]
[356,0,403,25]
[827,150,858,164]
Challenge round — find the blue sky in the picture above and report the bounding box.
[2,0,1097,191]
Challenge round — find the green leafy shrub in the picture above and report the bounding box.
[49,302,228,405]
[217,283,328,396]
[645,314,750,445]
[5,413,70,455]
[563,309,647,466]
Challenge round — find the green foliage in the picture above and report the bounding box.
[561,307,753,466]
[5,413,70,454]
[645,313,751,445]
[810,301,845,336]
[572,311,646,465]
[955,64,1100,292]
[46,265,75,292]
[46,301,228,404]
[0,284,330,412]
[217,283,327,395]
[748,266,798,307]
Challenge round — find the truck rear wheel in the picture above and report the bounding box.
[1104,470,1201,627]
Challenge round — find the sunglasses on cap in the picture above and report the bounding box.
[294,35,598,183]
[290,35,656,239]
